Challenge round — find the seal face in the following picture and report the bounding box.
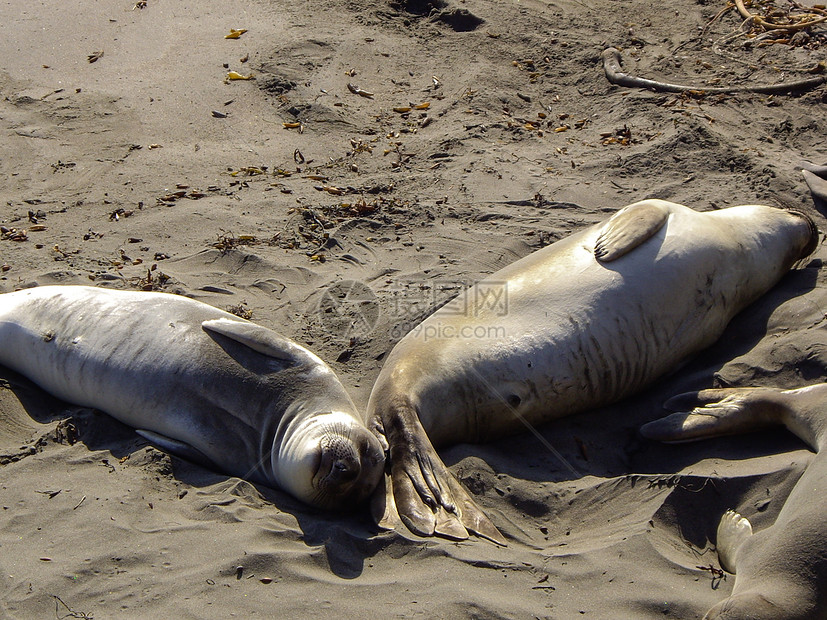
[0,286,385,510]
[367,199,818,542]
[643,384,827,619]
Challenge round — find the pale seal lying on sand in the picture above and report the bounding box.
[642,385,827,619]
[367,199,818,543]
[0,286,385,509]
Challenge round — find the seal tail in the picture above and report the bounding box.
[802,161,827,216]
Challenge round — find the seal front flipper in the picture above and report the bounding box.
[640,387,786,443]
[202,318,318,366]
[594,199,670,262]
[136,429,216,470]
[378,399,505,544]
[444,472,506,545]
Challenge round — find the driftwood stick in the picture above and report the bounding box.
[734,0,827,32]
[602,47,826,95]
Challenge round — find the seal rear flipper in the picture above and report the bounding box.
[202,318,318,367]
[640,388,784,443]
[594,200,670,262]
[136,429,216,470]
[716,509,754,575]
[379,464,504,543]
[800,160,827,177]
[381,400,506,543]
[391,445,504,544]
[434,507,469,541]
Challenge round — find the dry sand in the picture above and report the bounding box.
[2,0,827,617]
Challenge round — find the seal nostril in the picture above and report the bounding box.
[331,458,359,482]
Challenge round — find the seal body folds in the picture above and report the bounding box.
[367,199,818,542]
[0,286,384,509]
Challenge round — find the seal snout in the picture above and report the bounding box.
[297,412,385,509]
[316,436,362,494]
[329,452,361,484]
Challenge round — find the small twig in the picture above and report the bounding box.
[697,563,725,578]
[696,563,727,589]
[52,594,94,619]
[702,1,735,36]
[602,47,826,94]
[72,495,86,510]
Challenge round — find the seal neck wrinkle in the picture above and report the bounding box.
[787,209,819,260]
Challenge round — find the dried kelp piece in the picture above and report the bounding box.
[227,71,254,81]
[734,0,827,32]
[347,83,374,98]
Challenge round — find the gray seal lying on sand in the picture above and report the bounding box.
[367,199,818,543]
[642,385,827,619]
[0,285,385,509]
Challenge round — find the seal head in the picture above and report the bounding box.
[276,410,385,509]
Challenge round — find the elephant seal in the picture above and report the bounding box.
[642,385,827,619]
[0,285,385,509]
[367,199,818,543]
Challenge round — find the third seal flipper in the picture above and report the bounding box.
[641,384,827,451]
[640,387,790,444]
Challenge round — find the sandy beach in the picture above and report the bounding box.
[2,0,827,617]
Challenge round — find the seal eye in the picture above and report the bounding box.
[507,394,521,408]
